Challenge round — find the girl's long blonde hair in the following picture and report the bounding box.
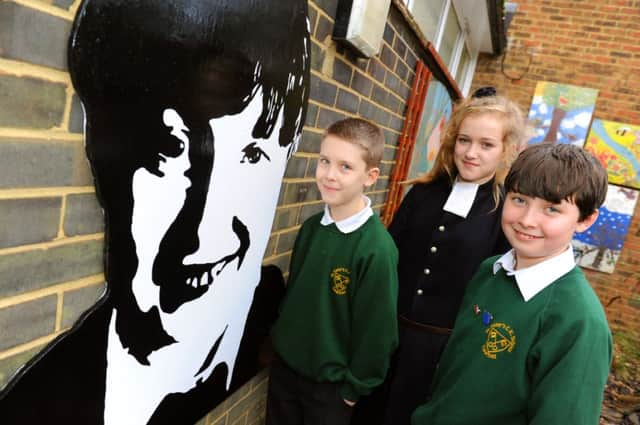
[409,94,527,208]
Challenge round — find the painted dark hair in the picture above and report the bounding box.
[67,0,310,234]
[69,0,309,192]
[67,0,310,360]
[505,143,608,221]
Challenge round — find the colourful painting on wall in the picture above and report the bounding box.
[406,79,453,181]
[527,82,598,146]
[584,119,640,190]
[573,185,638,273]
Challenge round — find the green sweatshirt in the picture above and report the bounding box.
[271,212,399,402]
[412,257,612,425]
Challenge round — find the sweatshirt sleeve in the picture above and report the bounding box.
[339,241,399,402]
[526,300,612,425]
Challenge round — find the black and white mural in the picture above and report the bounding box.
[0,0,309,423]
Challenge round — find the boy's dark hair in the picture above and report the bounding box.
[325,118,384,168]
[505,143,608,221]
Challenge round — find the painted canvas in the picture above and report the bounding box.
[0,0,309,424]
[584,119,640,189]
[573,185,639,273]
[527,82,598,146]
[406,79,453,180]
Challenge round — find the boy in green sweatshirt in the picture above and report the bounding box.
[266,118,399,425]
[411,143,613,425]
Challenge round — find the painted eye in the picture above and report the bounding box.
[159,134,186,158]
[240,142,271,164]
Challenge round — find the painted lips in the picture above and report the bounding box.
[183,254,238,289]
[155,216,250,314]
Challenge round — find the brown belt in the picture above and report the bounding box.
[398,314,452,335]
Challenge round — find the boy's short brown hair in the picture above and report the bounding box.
[324,118,384,168]
[504,143,608,221]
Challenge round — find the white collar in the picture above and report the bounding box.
[442,179,480,218]
[320,196,373,234]
[493,246,576,302]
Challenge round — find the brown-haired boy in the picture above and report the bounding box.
[412,143,612,425]
[266,118,399,425]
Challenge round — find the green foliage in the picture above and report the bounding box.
[540,83,598,111]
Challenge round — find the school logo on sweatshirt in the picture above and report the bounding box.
[330,267,351,295]
[482,322,516,359]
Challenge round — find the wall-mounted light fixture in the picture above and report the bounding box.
[333,0,393,58]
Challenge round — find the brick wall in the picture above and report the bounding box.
[0,0,105,387]
[0,0,431,422]
[471,0,640,345]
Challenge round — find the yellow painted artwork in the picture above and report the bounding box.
[584,119,640,189]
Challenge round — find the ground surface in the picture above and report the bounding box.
[600,358,640,425]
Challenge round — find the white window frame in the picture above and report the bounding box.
[432,0,451,51]
[403,0,482,95]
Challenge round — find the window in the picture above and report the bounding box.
[455,45,471,85]
[436,4,461,68]
[405,0,446,42]
[403,0,487,95]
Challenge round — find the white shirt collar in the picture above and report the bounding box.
[493,246,576,302]
[320,196,373,234]
[442,179,480,218]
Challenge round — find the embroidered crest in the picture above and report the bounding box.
[330,267,351,295]
[482,322,516,359]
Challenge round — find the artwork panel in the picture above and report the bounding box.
[406,79,453,181]
[527,81,598,146]
[572,185,638,273]
[0,0,310,424]
[584,119,640,189]
[573,240,619,274]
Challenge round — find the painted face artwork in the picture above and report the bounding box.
[0,1,309,424]
[454,113,505,184]
[501,193,597,269]
[131,91,287,346]
[105,89,292,424]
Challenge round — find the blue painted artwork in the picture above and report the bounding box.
[406,79,453,181]
[573,185,638,273]
[527,82,598,146]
